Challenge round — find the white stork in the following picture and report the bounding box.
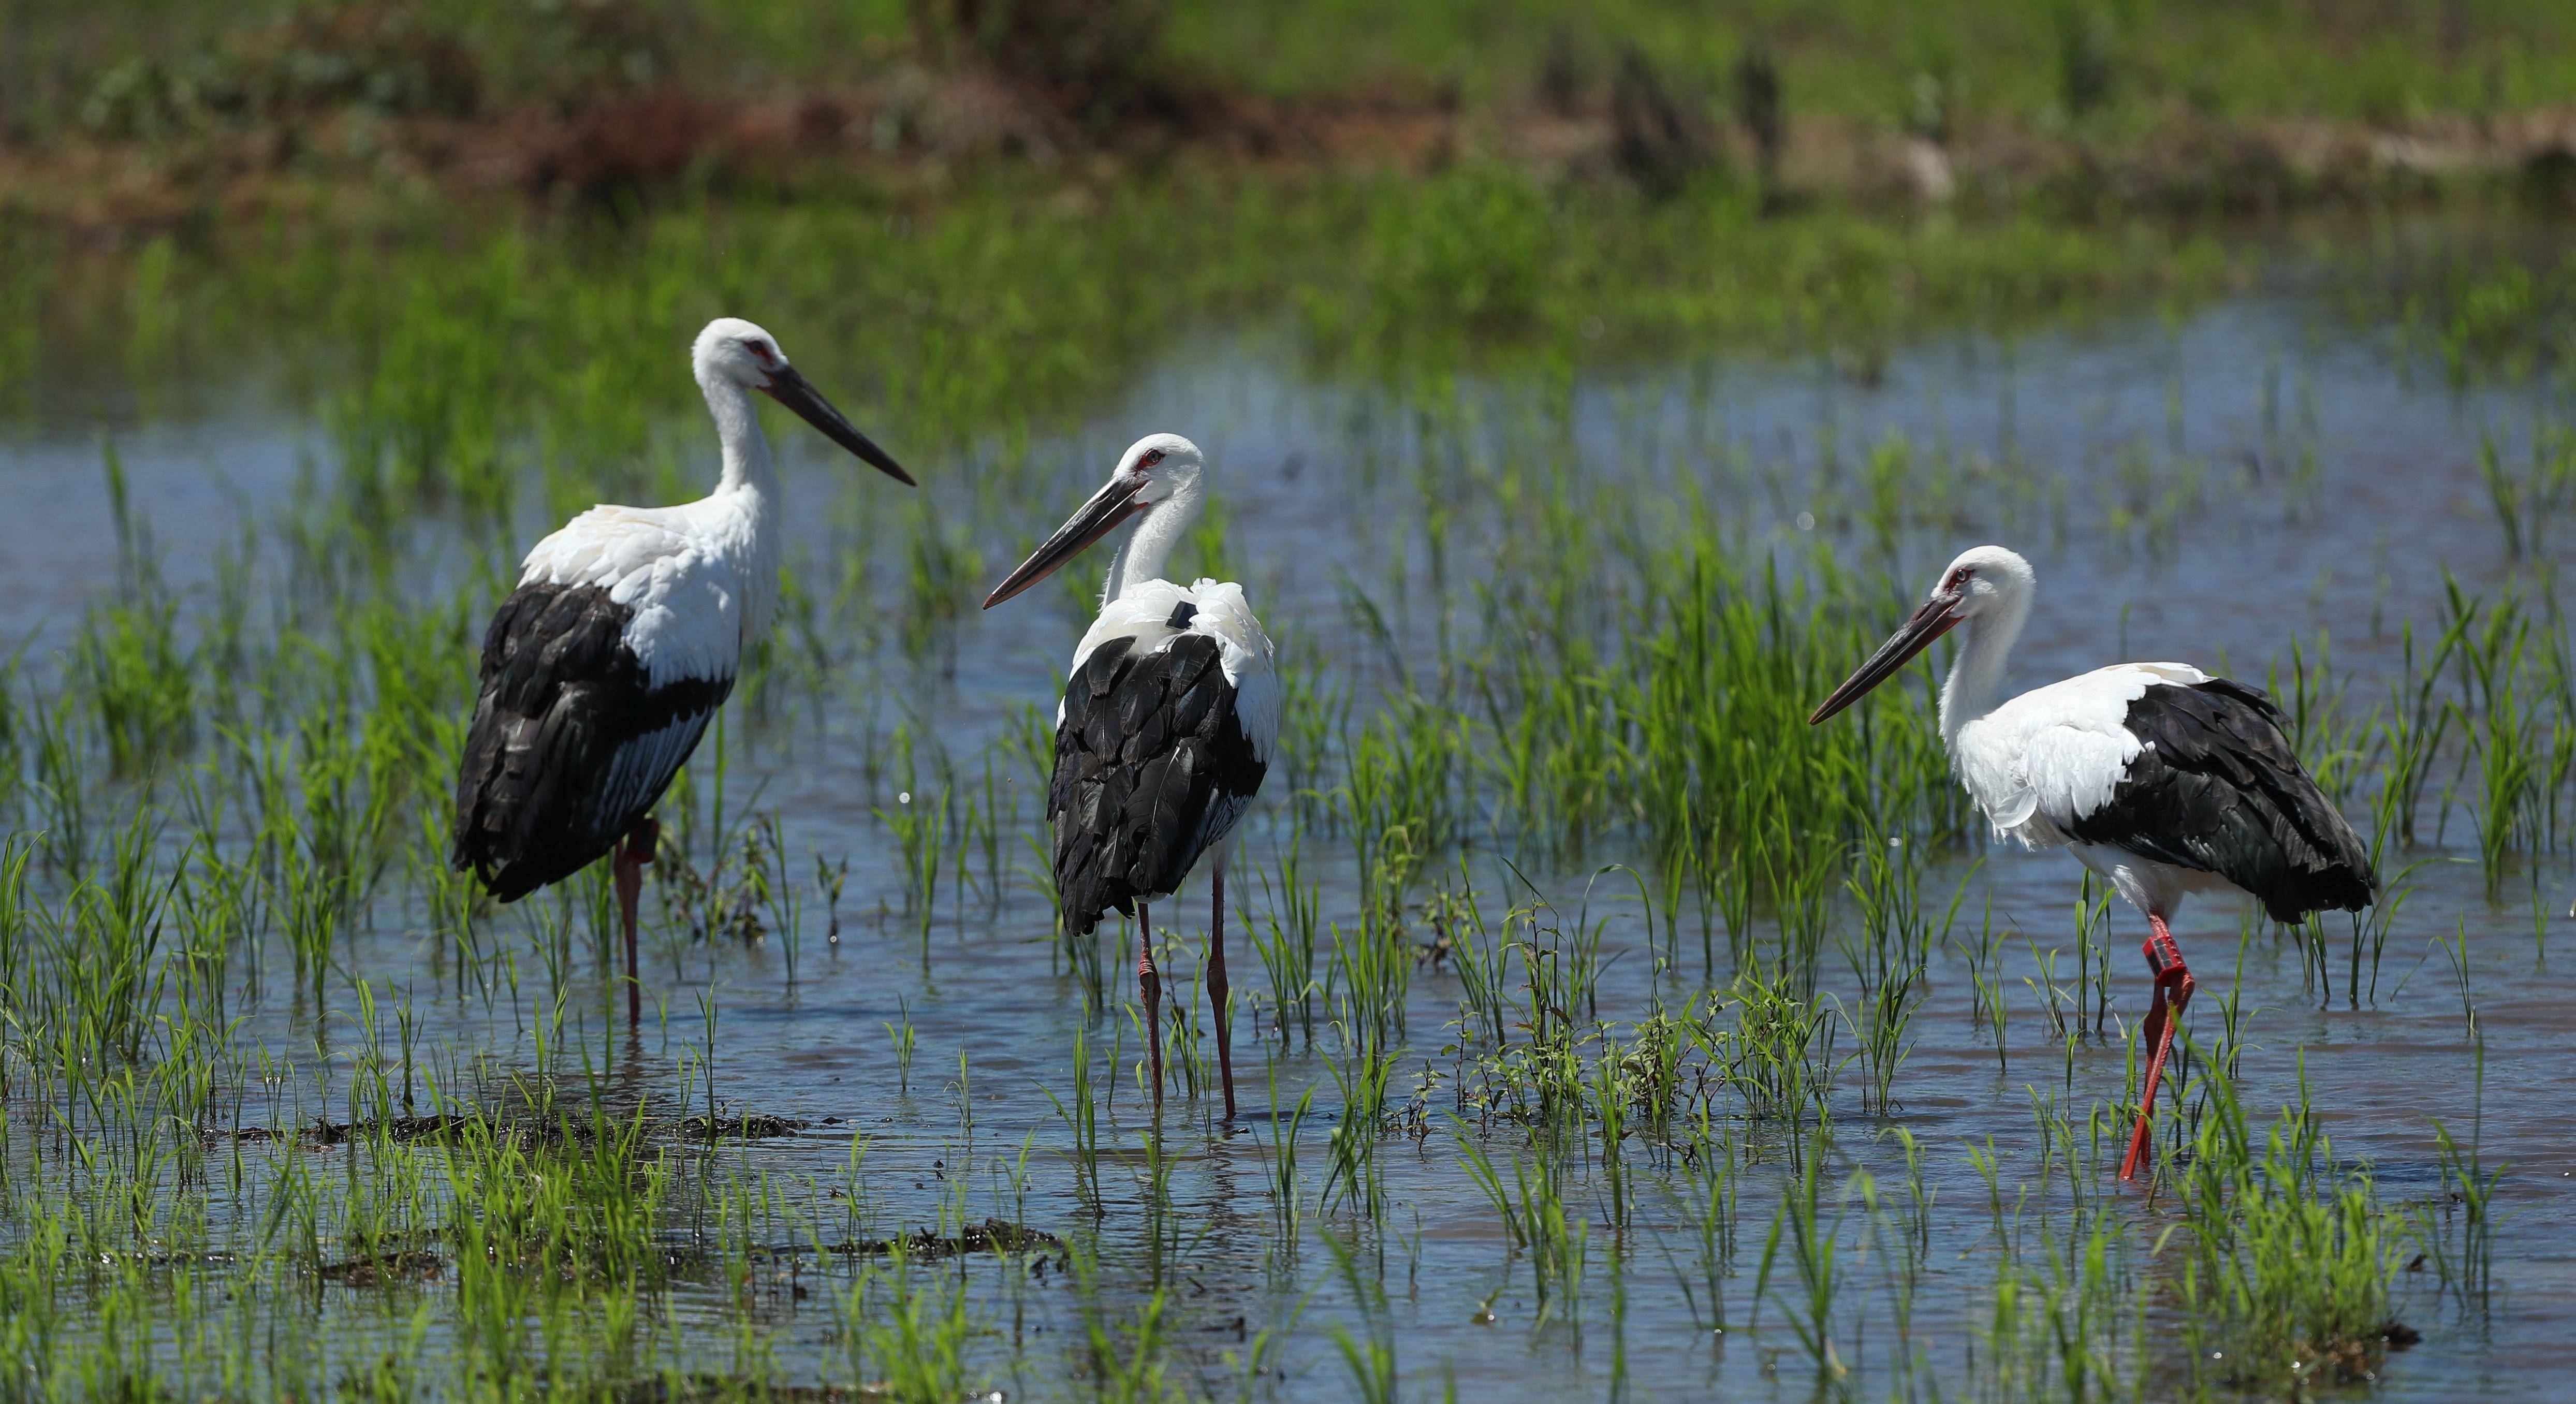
[982,433,1277,1118]
[1810,545,2374,1180]
[451,317,912,1023]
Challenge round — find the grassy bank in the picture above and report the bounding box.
[7,1,2576,232]
[21,1,2576,132]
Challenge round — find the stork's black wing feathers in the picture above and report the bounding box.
[2068,678,2375,922]
[1049,632,1267,934]
[449,581,730,901]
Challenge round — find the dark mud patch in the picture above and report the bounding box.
[217,1113,591,1150]
[219,1109,817,1149]
[677,1112,810,1140]
[615,1379,871,1403]
[301,1114,476,1146]
[824,1217,1065,1263]
[216,1115,477,1147]
[316,1249,445,1287]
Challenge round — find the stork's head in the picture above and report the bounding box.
[1810,545,2035,724]
[983,434,1205,608]
[691,317,914,485]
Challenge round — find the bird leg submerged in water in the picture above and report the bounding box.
[2120,911,2197,1181]
[614,818,660,1027]
[1208,861,1236,1120]
[1137,904,1164,1109]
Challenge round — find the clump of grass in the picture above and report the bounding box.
[2171,1057,2407,1392]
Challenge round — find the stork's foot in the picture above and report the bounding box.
[2120,915,2197,1182]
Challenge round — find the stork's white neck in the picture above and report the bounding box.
[1939,589,2032,745]
[1104,476,1203,604]
[702,375,779,500]
[699,371,783,639]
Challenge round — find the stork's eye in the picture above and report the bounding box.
[1138,448,1166,470]
[741,340,776,367]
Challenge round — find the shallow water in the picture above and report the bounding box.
[4,273,2571,1399]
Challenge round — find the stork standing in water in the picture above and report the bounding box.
[1810,546,2374,1179]
[452,318,912,1023]
[983,434,1277,1118]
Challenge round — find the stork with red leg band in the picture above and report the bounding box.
[1810,545,2376,1182]
[2120,914,2198,1181]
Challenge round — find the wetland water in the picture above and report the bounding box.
[2,273,2570,1399]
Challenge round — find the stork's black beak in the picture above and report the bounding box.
[983,475,1148,608]
[1810,590,1964,724]
[762,365,914,485]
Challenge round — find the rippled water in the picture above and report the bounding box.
[5,281,2570,1399]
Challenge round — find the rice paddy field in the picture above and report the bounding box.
[2,185,2574,1401]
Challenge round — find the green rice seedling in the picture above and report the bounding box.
[1459,1124,1589,1325]
[814,851,850,946]
[1263,1071,1317,1241]
[1774,1125,1847,1383]
[1075,1249,1175,1403]
[1846,969,1918,1119]
[1138,1124,1181,1285]
[1325,917,1411,1055]
[2415,1038,2500,1312]
[25,693,92,878]
[969,751,1006,904]
[844,1249,981,1400]
[1516,888,1606,1050]
[2020,937,2073,1044]
[1322,1227,1401,1404]
[1838,835,1946,1115]
[1448,869,1515,1055]
[1963,1137,2025,1261]
[2440,919,2480,1042]
[1588,1036,1632,1230]
[1846,1163,1919,1376]
[898,501,983,666]
[1669,1105,1738,1335]
[72,589,195,781]
[885,995,917,1100]
[1716,968,1839,1142]
[1334,695,1459,905]
[1322,1047,1394,1220]
[2479,419,2576,559]
[2370,617,2462,851]
[1040,1021,1105,1204]
[1252,836,1321,1047]
[1971,1202,2144,1401]
[1158,936,1211,1104]
[1620,1002,1694,1145]
[878,783,949,948]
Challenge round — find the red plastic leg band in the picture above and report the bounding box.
[2119,913,2196,1182]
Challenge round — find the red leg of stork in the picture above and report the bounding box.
[1137,904,1164,1110]
[613,818,660,1027]
[1208,861,1237,1121]
[2120,910,2197,1182]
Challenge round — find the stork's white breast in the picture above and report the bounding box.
[519,503,744,691]
[1954,662,2209,847]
